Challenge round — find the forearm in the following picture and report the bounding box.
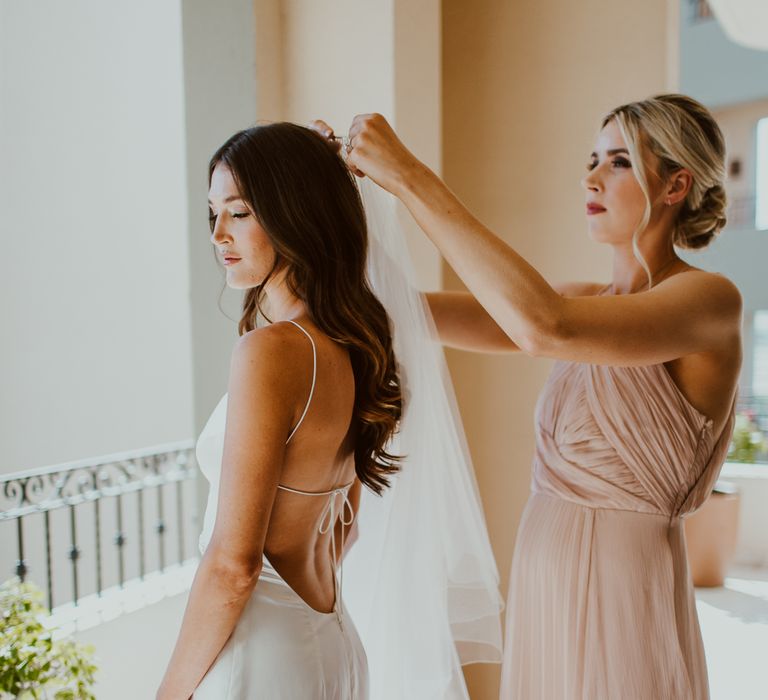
[399,166,563,351]
[425,291,520,353]
[157,555,259,699]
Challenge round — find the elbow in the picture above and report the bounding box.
[206,548,263,595]
[514,302,570,358]
[517,328,558,357]
[516,329,546,357]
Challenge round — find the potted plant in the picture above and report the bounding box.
[684,480,740,587]
[0,577,97,699]
[685,409,768,587]
[728,410,767,464]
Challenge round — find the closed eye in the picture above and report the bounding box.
[208,211,249,225]
[586,157,632,171]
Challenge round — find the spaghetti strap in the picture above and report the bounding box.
[284,320,317,445]
[597,282,613,296]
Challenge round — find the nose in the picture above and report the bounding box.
[581,168,602,193]
[210,216,231,245]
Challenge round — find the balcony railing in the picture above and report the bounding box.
[0,441,199,612]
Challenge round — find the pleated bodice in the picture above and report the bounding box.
[532,360,735,519]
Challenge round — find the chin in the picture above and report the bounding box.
[587,230,612,244]
[225,270,264,290]
[227,279,262,291]
[586,222,630,246]
[586,224,607,243]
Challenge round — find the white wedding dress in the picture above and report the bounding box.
[193,319,368,699]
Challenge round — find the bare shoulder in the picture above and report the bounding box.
[231,322,314,390]
[554,280,608,297]
[656,268,742,319]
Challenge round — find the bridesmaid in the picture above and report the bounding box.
[316,93,742,698]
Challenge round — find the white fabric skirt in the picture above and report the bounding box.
[193,559,369,699]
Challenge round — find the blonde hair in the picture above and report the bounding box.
[602,94,727,288]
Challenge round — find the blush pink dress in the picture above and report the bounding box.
[500,333,736,699]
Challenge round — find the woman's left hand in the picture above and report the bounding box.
[346,113,427,197]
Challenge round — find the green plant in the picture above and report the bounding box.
[728,411,767,463]
[0,577,97,699]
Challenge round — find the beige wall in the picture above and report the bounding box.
[256,0,443,289]
[441,1,672,696]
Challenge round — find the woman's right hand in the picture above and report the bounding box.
[345,113,426,197]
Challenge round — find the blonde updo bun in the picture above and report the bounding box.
[675,182,727,249]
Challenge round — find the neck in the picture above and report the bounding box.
[607,203,688,294]
[609,237,679,295]
[260,269,307,323]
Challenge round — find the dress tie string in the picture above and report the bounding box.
[277,481,355,627]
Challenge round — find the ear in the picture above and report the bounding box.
[664,169,693,206]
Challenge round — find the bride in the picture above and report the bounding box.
[156,122,501,700]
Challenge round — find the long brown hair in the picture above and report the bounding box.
[209,123,402,494]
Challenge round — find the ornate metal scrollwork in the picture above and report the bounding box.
[0,441,196,519]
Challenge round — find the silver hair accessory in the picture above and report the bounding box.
[332,134,353,155]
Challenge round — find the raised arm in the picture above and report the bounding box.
[409,176,741,366]
[425,282,608,354]
[426,291,520,353]
[345,115,741,368]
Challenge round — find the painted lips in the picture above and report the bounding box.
[586,204,606,215]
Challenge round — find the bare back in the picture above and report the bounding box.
[263,319,359,614]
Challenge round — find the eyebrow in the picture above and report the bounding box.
[207,195,244,205]
[589,148,630,158]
